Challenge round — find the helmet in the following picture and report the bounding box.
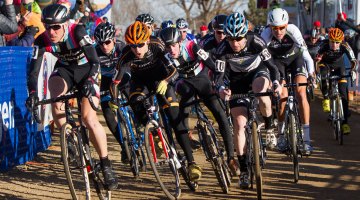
[223,12,248,37]
[42,4,69,24]
[136,13,155,25]
[161,20,174,29]
[311,29,319,38]
[159,27,180,46]
[125,21,150,44]
[328,28,344,41]
[268,8,289,26]
[176,18,188,29]
[211,14,227,30]
[344,29,356,39]
[94,22,116,43]
[254,25,266,35]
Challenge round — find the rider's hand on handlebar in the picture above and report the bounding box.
[315,54,323,62]
[108,99,119,112]
[219,87,231,101]
[25,91,38,111]
[156,80,168,96]
[82,77,100,98]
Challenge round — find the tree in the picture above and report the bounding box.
[244,0,268,26]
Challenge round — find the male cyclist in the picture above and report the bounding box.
[316,28,358,134]
[201,14,228,58]
[176,18,197,43]
[159,26,239,176]
[111,21,202,181]
[215,13,281,189]
[135,13,164,45]
[94,22,131,163]
[26,4,118,190]
[261,8,315,156]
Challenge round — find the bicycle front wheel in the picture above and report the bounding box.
[60,123,91,200]
[336,96,343,145]
[144,123,181,200]
[288,114,299,183]
[251,122,263,199]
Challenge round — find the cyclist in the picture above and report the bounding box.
[215,13,281,189]
[315,28,358,135]
[159,26,239,176]
[111,21,202,181]
[26,4,118,190]
[261,8,315,156]
[136,13,165,45]
[200,14,227,58]
[306,29,323,60]
[176,18,197,43]
[94,22,131,163]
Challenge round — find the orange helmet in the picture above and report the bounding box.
[328,28,344,42]
[125,21,150,44]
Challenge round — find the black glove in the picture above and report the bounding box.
[24,26,39,36]
[82,77,100,98]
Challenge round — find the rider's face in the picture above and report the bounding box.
[227,36,246,52]
[130,40,149,59]
[165,43,180,58]
[271,24,287,40]
[214,29,226,43]
[99,39,115,55]
[329,40,341,50]
[45,23,66,43]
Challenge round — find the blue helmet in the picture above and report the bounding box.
[161,20,174,29]
[176,18,188,29]
[224,13,248,37]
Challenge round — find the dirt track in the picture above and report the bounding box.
[0,95,359,200]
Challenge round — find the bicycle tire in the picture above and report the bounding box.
[129,109,147,174]
[60,123,90,200]
[337,97,343,145]
[204,124,229,194]
[252,122,263,199]
[117,112,132,167]
[288,114,299,183]
[144,123,181,200]
[330,99,338,141]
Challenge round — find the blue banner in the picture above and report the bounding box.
[0,47,51,171]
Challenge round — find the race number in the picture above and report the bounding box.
[215,60,225,72]
[197,49,209,60]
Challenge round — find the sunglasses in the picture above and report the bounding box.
[100,40,112,46]
[271,25,287,31]
[215,30,225,35]
[226,36,244,42]
[129,43,146,48]
[329,40,341,44]
[45,24,62,31]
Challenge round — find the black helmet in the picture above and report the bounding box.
[211,14,227,30]
[161,20,174,29]
[159,27,180,46]
[42,4,69,24]
[136,14,155,25]
[94,22,116,43]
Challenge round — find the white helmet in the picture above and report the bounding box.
[268,8,289,26]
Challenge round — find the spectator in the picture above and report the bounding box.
[335,12,360,34]
[7,25,38,46]
[313,20,321,33]
[195,25,208,41]
[0,0,18,46]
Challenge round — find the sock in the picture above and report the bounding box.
[237,155,247,172]
[302,124,310,143]
[100,156,111,168]
[278,121,284,135]
[263,115,273,129]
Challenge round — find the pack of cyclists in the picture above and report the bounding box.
[26,3,358,194]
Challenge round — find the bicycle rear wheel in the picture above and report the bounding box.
[252,122,263,199]
[144,123,181,200]
[288,114,299,183]
[60,123,91,200]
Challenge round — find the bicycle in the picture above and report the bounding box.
[278,73,308,183]
[323,71,351,145]
[183,95,232,194]
[230,91,273,200]
[31,89,111,200]
[124,93,197,199]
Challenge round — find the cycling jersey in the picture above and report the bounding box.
[201,34,221,59]
[261,24,315,75]
[28,23,100,92]
[165,39,215,78]
[96,40,124,78]
[318,39,358,69]
[215,32,280,88]
[305,38,322,60]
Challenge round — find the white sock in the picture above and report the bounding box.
[302,124,310,143]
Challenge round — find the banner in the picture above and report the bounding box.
[0,47,52,171]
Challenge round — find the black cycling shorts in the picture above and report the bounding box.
[229,65,270,108]
[274,53,307,80]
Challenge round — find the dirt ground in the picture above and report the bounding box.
[0,92,359,200]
